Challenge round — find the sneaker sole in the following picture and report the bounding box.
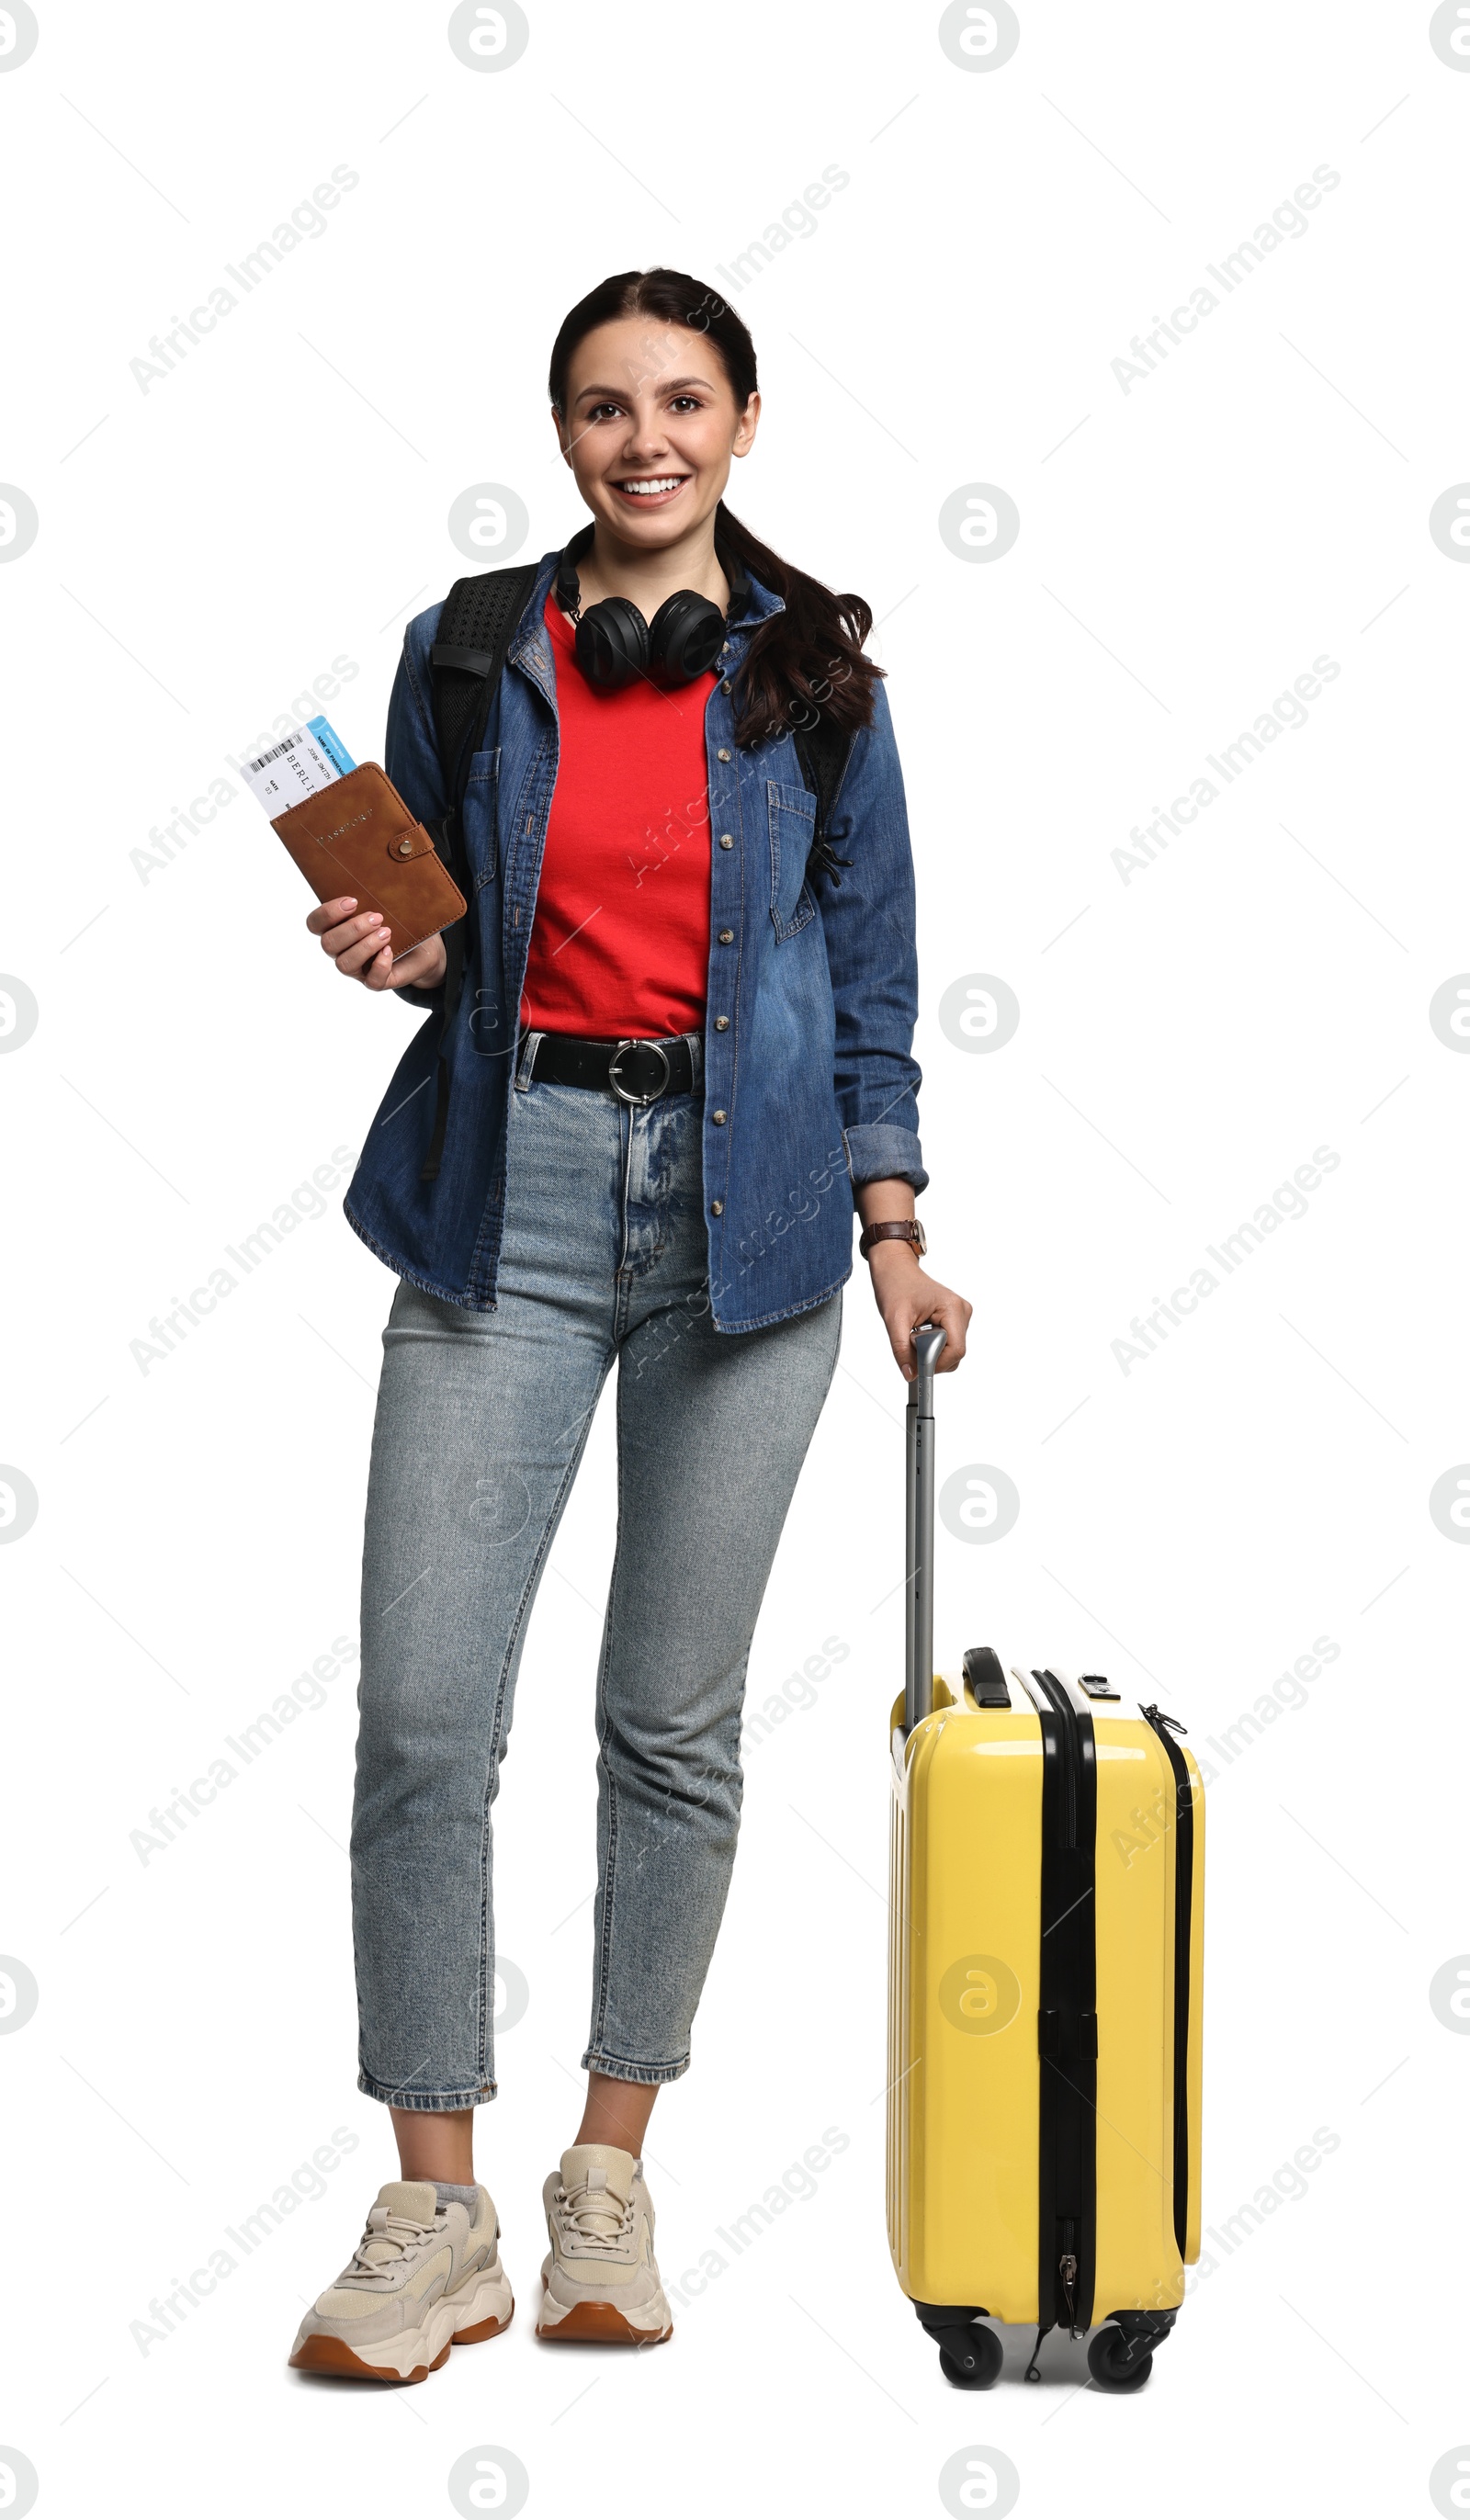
[535,2295,672,2347]
[289,2271,514,2384]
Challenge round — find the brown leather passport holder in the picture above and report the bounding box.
[270,763,466,958]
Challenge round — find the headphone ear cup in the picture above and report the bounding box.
[647,590,727,685]
[575,596,650,689]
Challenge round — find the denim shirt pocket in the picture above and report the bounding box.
[464,747,501,887]
[766,778,818,941]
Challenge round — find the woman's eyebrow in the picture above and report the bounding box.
[572,374,715,404]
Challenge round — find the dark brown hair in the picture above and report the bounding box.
[548,268,883,748]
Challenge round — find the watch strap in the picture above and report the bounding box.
[859,1217,926,1260]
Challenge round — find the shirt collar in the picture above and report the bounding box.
[724,568,783,641]
[507,552,564,700]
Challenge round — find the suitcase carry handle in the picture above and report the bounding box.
[904,1322,947,1733]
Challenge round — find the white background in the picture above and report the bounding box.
[1,2,1464,2513]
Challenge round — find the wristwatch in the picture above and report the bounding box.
[859,1218,927,1261]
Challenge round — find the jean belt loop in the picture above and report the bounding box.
[685,1029,703,1093]
[514,1029,544,1091]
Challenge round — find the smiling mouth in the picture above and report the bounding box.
[613,475,691,500]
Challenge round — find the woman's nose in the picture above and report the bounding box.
[618,408,670,463]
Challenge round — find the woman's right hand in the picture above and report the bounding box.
[308,897,448,993]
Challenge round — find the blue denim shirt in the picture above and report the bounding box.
[344,548,926,1331]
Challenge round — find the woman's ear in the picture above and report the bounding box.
[732,391,761,459]
[549,407,573,466]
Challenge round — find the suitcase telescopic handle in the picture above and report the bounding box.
[904,1322,947,1733]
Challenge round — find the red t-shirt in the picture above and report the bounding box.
[518,592,717,1039]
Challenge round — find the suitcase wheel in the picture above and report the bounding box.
[1086,2325,1153,2393]
[933,2323,1003,2390]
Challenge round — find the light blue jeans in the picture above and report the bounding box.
[350,1033,842,2109]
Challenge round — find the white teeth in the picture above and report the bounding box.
[619,477,684,495]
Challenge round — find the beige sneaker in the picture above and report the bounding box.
[536,2144,673,2345]
[288,2180,514,2383]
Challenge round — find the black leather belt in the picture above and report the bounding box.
[526,1031,695,1105]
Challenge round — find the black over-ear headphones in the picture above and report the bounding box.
[555,523,749,691]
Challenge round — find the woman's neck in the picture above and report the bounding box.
[573,519,729,619]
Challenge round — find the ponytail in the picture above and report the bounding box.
[711,499,881,747]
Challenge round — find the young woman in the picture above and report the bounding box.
[288,268,970,2382]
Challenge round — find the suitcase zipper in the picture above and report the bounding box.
[1140,1704,1195,2263]
[1054,1682,1078,1846]
[1023,2237,1081,2381]
[1031,1671,1098,2367]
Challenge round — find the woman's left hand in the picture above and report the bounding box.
[868,1246,972,1380]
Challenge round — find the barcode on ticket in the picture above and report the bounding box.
[242,715,356,815]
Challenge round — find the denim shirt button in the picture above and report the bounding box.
[711,1199,724,1214]
[714,1015,729,1031]
[712,1110,728,1124]
[717,748,731,763]
[719,833,733,849]
[718,928,734,944]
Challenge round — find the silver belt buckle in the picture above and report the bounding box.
[607,1038,671,1106]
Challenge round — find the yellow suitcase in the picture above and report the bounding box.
[888,1328,1204,2392]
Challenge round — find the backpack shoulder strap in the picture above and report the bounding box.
[793,716,856,887]
[417,561,538,1188]
[429,561,542,831]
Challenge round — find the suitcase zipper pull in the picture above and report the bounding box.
[1058,2250,1080,2338]
[1140,1702,1187,1735]
[1023,2320,1054,2383]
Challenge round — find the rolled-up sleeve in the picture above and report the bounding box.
[819,681,928,1196]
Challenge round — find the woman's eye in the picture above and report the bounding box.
[669,395,702,412]
[587,402,624,422]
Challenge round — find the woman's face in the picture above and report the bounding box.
[555,314,759,546]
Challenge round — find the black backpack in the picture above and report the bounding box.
[417,562,854,1180]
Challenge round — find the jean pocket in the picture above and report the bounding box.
[766,778,818,941]
[465,747,500,887]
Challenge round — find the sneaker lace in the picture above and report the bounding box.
[345,2208,441,2284]
[556,2181,635,2253]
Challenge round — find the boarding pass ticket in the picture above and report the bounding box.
[242,717,356,816]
